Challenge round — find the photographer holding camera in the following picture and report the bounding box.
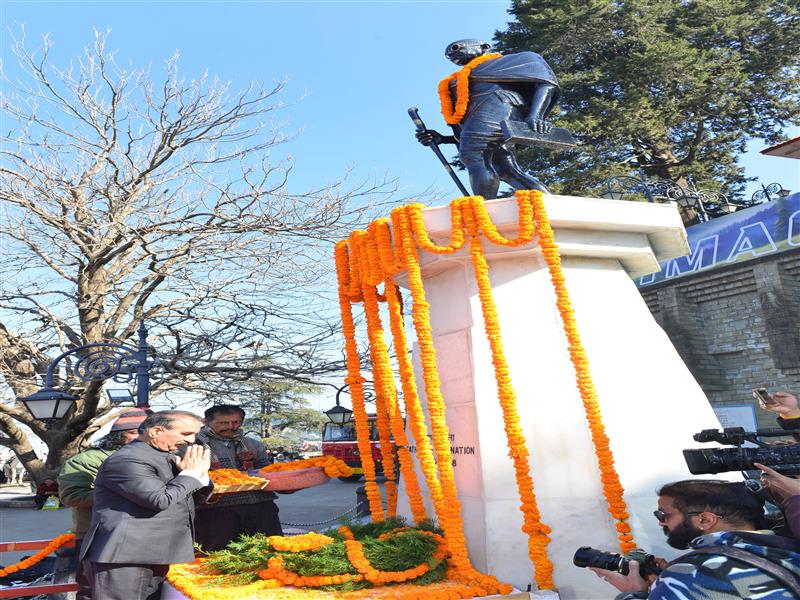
[589,480,800,598]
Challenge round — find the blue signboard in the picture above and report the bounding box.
[636,192,800,288]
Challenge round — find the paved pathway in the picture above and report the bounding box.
[0,506,72,565]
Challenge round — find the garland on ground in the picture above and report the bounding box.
[259,456,353,479]
[438,53,502,125]
[181,519,457,594]
[0,533,75,577]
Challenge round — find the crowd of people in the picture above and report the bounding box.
[54,404,286,600]
[591,390,800,599]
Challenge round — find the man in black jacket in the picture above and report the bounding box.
[80,410,212,600]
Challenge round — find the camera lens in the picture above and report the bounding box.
[573,547,627,574]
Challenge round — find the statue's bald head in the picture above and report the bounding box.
[445,39,493,66]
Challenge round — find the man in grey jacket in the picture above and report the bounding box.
[80,410,212,600]
[194,404,282,550]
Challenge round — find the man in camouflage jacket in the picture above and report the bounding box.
[194,404,282,551]
[593,480,800,599]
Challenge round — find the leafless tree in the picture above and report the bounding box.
[0,29,393,481]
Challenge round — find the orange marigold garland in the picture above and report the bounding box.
[469,192,535,247]
[383,277,438,523]
[267,532,335,553]
[438,53,502,125]
[258,555,365,587]
[376,216,439,523]
[358,227,428,520]
[0,533,75,577]
[392,205,472,572]
[335,239,385,521]
[361,281,400,517]
[407,201,466,254]
[523,189,636,553]
[461,196,554,589]
[343,531,448,585]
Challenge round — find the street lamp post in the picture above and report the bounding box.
[751,182,792,204]
[324,384,355,425]
[19,321,156,425]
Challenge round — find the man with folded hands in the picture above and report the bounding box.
[80,410,212,600]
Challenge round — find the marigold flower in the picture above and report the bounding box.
[438,54,502,125]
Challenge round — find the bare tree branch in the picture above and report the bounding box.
[0,29,399,481]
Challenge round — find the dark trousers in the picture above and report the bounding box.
[71,537,92,600]
[194,501,282,551]
[86,562,168,600]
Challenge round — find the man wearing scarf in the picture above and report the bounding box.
[194,405,281,551]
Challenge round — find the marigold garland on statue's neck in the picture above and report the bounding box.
[438,53,502,125]
[334,239,384,521]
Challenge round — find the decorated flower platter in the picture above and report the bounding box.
[208,469,271,496]
[248,455,356,492]
[250,466,328,492]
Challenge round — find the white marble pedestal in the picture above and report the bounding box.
[395,195,727,599]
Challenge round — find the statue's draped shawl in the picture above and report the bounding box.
[470,52,558,87]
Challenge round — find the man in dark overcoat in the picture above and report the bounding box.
[80,410,212,600]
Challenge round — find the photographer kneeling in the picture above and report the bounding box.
[591,480,800,599]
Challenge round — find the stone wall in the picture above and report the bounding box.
[639,248,800,428]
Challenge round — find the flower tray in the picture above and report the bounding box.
[251,466,329,491]
[210,481,271,495]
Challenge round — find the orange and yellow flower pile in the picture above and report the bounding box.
[258,456,353,479]
[169,559,516,600]
[167,521,512,599]
[266,532,334,553]
[209,469,269,486]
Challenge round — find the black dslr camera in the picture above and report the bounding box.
[573,547,662,577]
[683,427,800,475]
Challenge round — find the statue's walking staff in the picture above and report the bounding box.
[408,107,470,196]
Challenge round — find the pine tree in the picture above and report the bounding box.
[494,0,800,197]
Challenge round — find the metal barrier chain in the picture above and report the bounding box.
[280,500,368,528]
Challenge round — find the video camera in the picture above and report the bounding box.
[683,427,800,475]
[573,547,662,577]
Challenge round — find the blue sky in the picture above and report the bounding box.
[2,0,797,203]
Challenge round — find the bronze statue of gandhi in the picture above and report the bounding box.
[416,39,566,198]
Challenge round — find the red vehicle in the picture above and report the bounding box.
[322,415,394,482]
